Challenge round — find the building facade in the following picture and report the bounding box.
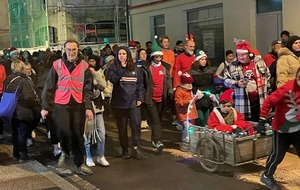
[129,0,300,66]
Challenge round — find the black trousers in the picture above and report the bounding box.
[113,106,141,151]
[140,103,148,121]
[245,97,260,122]
[11,119,30,157]
[53,103,85,167]
[46,111,59,145]
[264,130,300,177]
[145,101,163,142]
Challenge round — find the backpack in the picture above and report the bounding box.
[0,76,21,122]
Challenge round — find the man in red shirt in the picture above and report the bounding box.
[173,39,195,88]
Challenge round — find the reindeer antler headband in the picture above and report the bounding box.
[185,34,194,41]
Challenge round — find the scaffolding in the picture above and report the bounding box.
[8,0,48,48]
[8,0,127,49]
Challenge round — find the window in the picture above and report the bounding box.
[257,0,282,14]
[153,15,165,37]
[187,4,224,67]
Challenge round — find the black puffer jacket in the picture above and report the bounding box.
[3,72,37,121]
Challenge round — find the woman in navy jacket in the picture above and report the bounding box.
[107,46,144,159]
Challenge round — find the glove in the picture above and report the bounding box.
[255,118,268,135]
[196,89,204,100]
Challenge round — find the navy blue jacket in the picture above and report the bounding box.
[108,62,144,109]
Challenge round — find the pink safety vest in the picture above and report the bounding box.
[53,59,89,104]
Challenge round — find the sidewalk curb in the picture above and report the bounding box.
[27,160,79,190]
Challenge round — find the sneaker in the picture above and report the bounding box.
[180,142,189,152]
[260,174,280,190]
[133,146,144,160]
[97,156,109,167]
[172,120,179,126]
[121,150,130,159]
[86,158,96,167]
[53,147,62,157]
[26,138,33,147]
[19,153,33,163]
[76,164,93,175]
[141,120,149,129]
[58,152,68,167]
[0,134,5,140]
[156,141,164,155]
[152,141,164,155]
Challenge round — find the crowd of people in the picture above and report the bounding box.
[0,30,300,189]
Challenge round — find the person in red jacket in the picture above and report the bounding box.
[207,89,254,135]
[0,64,6,140]
[257,67,300,190]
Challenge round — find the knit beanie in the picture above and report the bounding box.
[105,55,114,64]
[194,50,207,61]
[286,35,300,53]
[180,72,193,84]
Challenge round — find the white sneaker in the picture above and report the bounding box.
[97,156,109,167]
[26,138,33,147]
[53,147,62,157]
[86,158,95,167]
[141,120,149,128]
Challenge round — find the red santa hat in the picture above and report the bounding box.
[128,40,137,47]
[235,39,252,54]
[180,72,194,84]
[218,89,234,103]
[9,47,18,55]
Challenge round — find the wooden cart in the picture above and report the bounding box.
[189,125,273,172]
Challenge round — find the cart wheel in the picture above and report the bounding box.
[196,137,220,172]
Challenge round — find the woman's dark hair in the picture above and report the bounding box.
[191,58,210,70]
[116,46,135,71]
[137,48,146,60]
[88,54,101,71]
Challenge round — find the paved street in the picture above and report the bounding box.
[25,112,274,190]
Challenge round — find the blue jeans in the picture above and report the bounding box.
[181,121,189,143]
[11,119,29,157]
[84,113,106,159]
